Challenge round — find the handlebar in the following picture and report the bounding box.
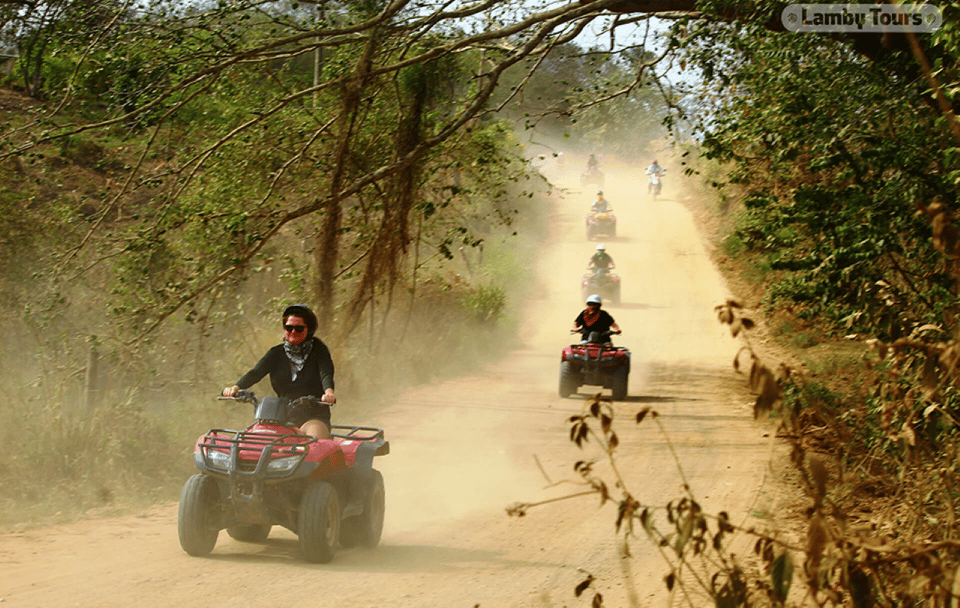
[217,391,332,407]
[218,389,259,406]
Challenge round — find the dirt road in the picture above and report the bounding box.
[0,159,780,608]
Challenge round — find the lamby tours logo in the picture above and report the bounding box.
[781,4,942,32]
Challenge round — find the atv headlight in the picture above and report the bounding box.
[267,455,302,472]
[205,449,231,470]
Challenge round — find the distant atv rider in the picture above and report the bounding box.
[591,191,610,213]
[222,304,336,439]
[587,154,599,171]
[588,244,615,273]
[573,294,621,344]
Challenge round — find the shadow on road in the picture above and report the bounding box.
[207,539,564,574]
[607,302,662,310]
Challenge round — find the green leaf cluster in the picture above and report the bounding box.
[680,16,960,341]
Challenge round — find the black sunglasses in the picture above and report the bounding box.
[284,324,307,333]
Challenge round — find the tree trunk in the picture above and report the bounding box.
[313,31,379,333]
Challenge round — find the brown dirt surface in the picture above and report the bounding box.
[0,155,801,607]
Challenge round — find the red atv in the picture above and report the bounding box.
[581,167,605,188]
[581,268,621,305]
[559,330,631,401]
[178,391,389,563]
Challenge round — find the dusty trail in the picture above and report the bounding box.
[0,157,778,608]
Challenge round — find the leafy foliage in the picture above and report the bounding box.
[680,22,957,341]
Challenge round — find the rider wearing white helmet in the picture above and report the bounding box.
[588,243,615,272]
[573,294,621,343]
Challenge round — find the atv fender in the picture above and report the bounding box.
[344,439,388,516]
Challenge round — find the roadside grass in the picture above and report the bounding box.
[676,148,960,605]
[0,120,552,529]
[0,268,541,529]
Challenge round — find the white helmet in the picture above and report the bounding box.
[596,244,605,251]
[586,294,602,305]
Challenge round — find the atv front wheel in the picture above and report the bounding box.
[611,367,629,401]
[559,361,580,398]
[340,469,386,549]
[298,481,341,563]
[227,524,272,543]
[178,474,221,556]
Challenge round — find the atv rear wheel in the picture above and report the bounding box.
[227,524,271,543]
[298,481,341,563]
[611,367,629,401]
[559,361,580,398]
[178,474,221,556]
[340,469,386,549]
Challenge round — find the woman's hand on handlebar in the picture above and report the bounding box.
[222,385,239,398]
[321,390,336,405]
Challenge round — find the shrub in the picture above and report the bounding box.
[460,284,507,325]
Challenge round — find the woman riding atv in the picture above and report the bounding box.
[222,304,336,439]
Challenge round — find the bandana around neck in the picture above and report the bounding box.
[283,338,314,381]
[582,308,600,326]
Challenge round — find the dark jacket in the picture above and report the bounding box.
[575,309,617,335]
[236,337,335,422]
[590,252,614,270]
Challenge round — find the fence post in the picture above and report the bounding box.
[83,347,99,410]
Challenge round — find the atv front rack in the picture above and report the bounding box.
[566,343,630,371]
[198,428,317,478]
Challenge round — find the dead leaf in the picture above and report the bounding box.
[922,354,939,400]
[900,422,916,447]
[866,338,888,360]
[575,575,594,597]
[932,208,960,258]
[808,455,829,506]
[948,566,960,608]
[806,513,828,580]
[730,317,742,337]
[911,323,943,338]
[717,307,733,324]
